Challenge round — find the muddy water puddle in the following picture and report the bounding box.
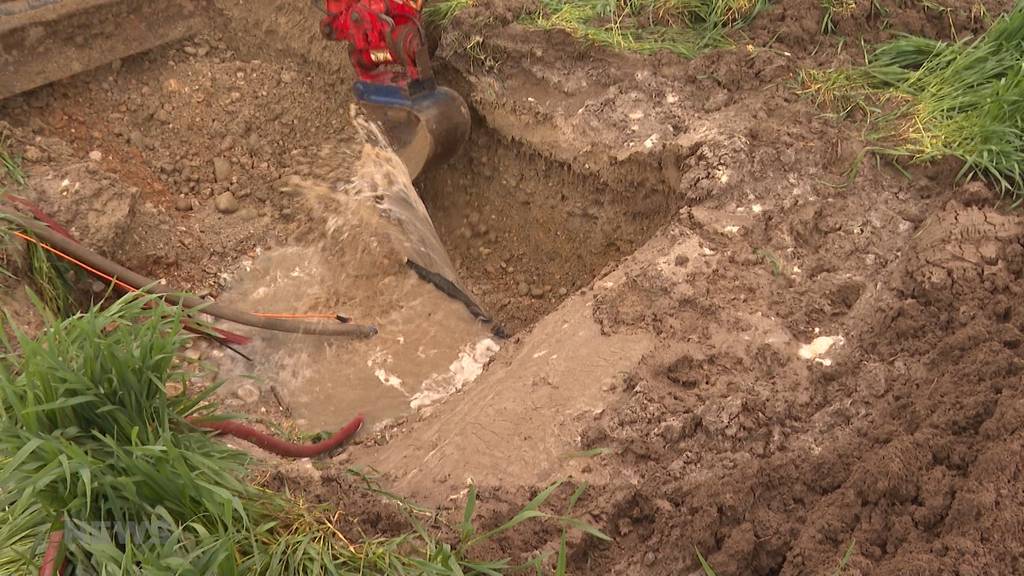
[214,246,496,431]
[211,130,498,432]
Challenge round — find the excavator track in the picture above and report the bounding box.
[0,0,211,100]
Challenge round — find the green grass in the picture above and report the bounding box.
[0,133,77,314]
[26,241,77,317]
[522,0,770,58]
[0,133,25,281]
[0,133,26,190]
[0,294,607,574]
[819,0,855,34]
[802,2,1024,202]
[424,0,475,25]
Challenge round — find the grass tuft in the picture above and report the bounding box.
[0,138,26,191]
[25,240,77,317]
[523,0,770,58]
[0,134,25,281]
[802,3,1024,202]
[819,0,855,34]
[0,294,606,574]
[424,0,475,25]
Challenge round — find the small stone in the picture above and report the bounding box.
[558,287,568,297]
[213,157,232,183]
[219,136,234,153]
[90,280,107,294]
[165,381,184,396]
[280,70,296,84]
[22,146,44,163]
[174,196,193,212]
[236,384,260,403]
[129,131,145,148]
[674,254,690,267]
[530,285,546,299]
[517,282,530,297]
[644,551,656,566]
[109,58,123,73]
[154,109,171,124]
[659,420,685,444]
[214,192,239,214]
[196,44,211,57]
[183,46,198,56]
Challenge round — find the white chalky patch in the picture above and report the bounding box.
[798,336,844,361]
[410,338,500,409]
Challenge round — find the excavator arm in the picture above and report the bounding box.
[319,0,470,178]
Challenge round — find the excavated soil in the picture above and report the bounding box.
[3,0,1024,575]
[418,124,678,333]
[398,0,1024,574]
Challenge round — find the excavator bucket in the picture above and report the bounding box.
[354,83,470,179]
[0,0,211,101]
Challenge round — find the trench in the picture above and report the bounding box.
[416,121,681,334]
[0,19,686,431]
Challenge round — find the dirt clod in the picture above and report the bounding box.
[174,196,193,212]
[213,157,233,183]
[236,384,261,404]
[215,191,239,214]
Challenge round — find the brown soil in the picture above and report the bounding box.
[418,125,678,333]
[392,1,1024,574]
[3,0,1024,575]
[0,0,359,293]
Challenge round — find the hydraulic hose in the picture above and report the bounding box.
[189,414,365,458]
[39,530,65,576]
[1,209,377,338]
[36,416,364,575]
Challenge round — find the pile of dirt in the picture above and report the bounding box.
[0,0,360,293]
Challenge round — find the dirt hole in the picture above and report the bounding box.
[416,121,681,334]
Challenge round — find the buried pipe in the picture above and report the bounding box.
[3,198,256,347]
[1,209,377,338]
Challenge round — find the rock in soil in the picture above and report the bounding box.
[214,192,239,214]
[236,384,261,404]
[174,196,193,212]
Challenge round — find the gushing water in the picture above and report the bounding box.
[212,115,496,432]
